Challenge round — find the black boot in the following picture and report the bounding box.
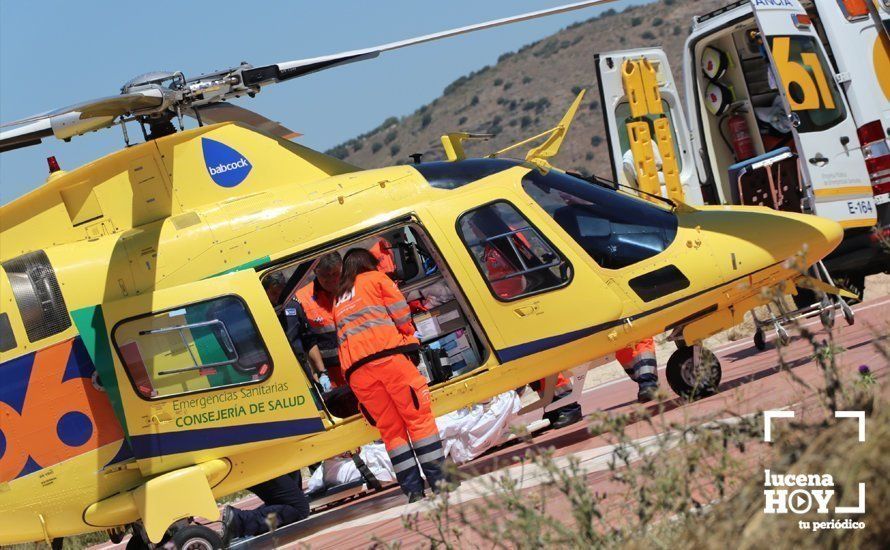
[549,402,583,429]
[637,373,659,403]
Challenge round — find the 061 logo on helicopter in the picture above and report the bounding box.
[202,137,253,187]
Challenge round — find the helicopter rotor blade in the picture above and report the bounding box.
[240,0,611,87]
[186,103,301,140]
[0,90,167,152]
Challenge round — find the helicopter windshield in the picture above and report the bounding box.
[521,170,678,270]
[414,158,524,190]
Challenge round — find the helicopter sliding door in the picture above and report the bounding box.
[422,178,622,377]
[102,269,324,475]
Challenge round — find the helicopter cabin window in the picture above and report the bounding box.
[521,169,678,270]
[112,296,272,399]
[261,223,489,418]
[458,202,571,301]
[2,250,72,343]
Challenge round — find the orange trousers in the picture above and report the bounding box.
[348,354,438,451]
[615,338,656,371]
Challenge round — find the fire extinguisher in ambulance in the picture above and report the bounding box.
[728,111,756,162]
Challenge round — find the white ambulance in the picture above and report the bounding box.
[596,0,889,297]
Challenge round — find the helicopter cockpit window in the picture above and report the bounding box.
[458,201,571,301]
[112,296,272,400]
[414,158,524,190]
[521,169,677,270]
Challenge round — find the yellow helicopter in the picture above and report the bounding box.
[0,0,853,547]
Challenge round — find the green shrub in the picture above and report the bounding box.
[371,142,382,154]
[522,76,533,84]
[653,17,664,27]
[470,95,479,107]
[591,135,603,147]
[503,81,513,91]
[631,16,643,27]
[384,130,398,144]
[420,112,432,129]
[390,144,401,157]
[458,116,468,125]
[642,31,656,40]
[494,78,503,86]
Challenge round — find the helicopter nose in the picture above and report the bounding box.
[795,213,843,262]
[687,208,843,274]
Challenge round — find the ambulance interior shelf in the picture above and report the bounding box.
[696,22,803,212]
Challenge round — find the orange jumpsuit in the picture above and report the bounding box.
[369,237,397,277]
[482,231,532,299]
[295,282,344,387]
[334,270,444,495]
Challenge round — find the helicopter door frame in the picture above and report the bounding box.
[420,183,623,368]
[102,269,325,475]
[595,48,704,205]
[260,216,496,394]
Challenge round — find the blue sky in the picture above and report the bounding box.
[0,0,650,204]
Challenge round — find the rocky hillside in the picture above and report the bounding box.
[326,0,726,176]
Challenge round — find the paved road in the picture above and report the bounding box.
[91,296,889,549]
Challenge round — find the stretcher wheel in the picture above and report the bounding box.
[170,524,222,550]
[819,296,835,329]
[666,345,721,400]
[841,299,855,326]
[753,328,766,351]
[775,324,790,347]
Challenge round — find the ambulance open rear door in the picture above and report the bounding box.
[750,0,877,229]
[595,48,704,205]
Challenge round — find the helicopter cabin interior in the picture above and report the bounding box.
[260,222,492,422]
[689,3,844,213]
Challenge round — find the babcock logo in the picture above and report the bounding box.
[202,137,253,187]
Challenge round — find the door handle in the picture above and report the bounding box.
[513,303,542,317]
[808,154,829,167]
[150,412,172,425]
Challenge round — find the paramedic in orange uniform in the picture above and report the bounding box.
[334,248,445,501]
[617,338,659,402]
[294,252,345,387]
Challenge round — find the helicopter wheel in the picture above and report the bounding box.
[753,328,766,351]
[170,524,223,550]
[666,345,721,400]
